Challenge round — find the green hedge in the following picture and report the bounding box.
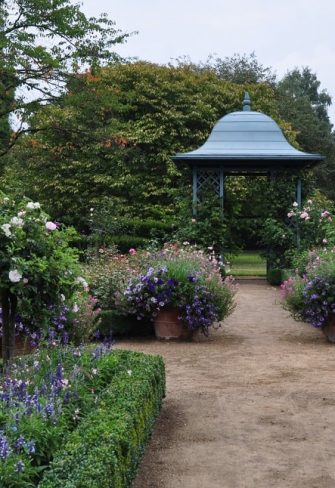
[39,350,165,488]
[99,310,154,337]
[267,268,287,286]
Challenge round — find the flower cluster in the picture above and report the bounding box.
[124,249,236,335]
[179,284,219,334]
[282,247,335,329]
[0,342,113,480]
[301,276,335,328]
[124,267,177,320]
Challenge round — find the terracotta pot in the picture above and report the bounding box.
[322,315,335,343]
[0,336,33,358]
[154,308,193,341]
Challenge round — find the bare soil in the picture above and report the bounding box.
[116,280,335,488]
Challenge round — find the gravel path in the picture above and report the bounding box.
[117,280,335,488]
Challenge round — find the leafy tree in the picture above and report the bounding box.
[277,67,335,200]
[0,0,128,162]
[2,62,291,233]
[194,52,276,85]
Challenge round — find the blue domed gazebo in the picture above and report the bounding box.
[173,92,324,214]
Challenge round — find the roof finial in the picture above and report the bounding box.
[243,92,251,111]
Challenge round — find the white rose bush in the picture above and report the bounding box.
[0,192,81,366]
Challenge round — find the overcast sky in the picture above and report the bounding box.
[81,0,335,123]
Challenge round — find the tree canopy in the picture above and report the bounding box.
[0,0,129,159]
[2,61,293,230]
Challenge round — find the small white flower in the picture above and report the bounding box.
[26,201,40,210]
[23,278,29,284]
[76,276,89,291]
[292,201,299,207]
[90,208,94,212]
[1,223,11,237]
[92,368,98,375]
[60,294,65,302]
[45,221,57,231]
[73,303,79,313]
[18,211,26,217]
[127,370,132,376]
[9,269,22,283]
[10,216,23,227]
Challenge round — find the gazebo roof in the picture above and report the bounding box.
[173,93,324,172]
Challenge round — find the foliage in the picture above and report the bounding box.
[2,61,292,232]
[0,193,81,363]
[277,67,335,200]
[194,52,276,85]
[0,0,128,161]
[282,247,335,328]
[87,202,173,251]
[123,244,236,335]
[174,192,231,255]
[0,341,116,485]
[39,350,165,488]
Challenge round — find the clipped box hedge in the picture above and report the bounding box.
[39,350,165,488]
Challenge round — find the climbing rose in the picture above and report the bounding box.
[26,202,40,210]
[9,270,22,283]
[45,221,57,231]
[1,224,11,237]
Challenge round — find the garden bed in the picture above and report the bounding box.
[0,346,165,488]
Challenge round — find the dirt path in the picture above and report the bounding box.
[117,281,335,488]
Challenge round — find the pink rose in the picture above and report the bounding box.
[45,221,57,231]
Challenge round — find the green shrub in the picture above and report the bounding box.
[39,350,165,488]
[267,268,284,286]
[98,310,153,337]
[108,235,151,253]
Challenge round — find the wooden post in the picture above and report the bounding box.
[192,166,197,217]
[1,290,17,370]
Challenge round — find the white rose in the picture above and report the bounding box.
[75,276,89,291]
[9,269,22,283]
[26,201,40,210]
[45,221,57,231]
[1,224,11,237]
[10,216,23,227]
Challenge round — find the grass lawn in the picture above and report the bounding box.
[227,251,266,277]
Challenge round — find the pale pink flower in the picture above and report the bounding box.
[129,248,137,255]
[300,211,309,220]
[45,221,57,231]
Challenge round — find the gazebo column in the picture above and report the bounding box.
[219,168,225,212]
[296,177,302,208]
[296,177,302,247]
[192,166,198,217]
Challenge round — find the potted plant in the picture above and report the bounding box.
[281,249,335,342]
[123,251,236,340]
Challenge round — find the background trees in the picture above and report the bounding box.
[1,5,334,255]
[0,0,128,163]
